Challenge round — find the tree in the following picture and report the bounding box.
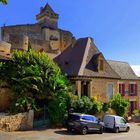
[0,0,8,4]
[110,93,130,117]
[0,50,71,116]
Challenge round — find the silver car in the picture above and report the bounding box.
[103,115,130,133]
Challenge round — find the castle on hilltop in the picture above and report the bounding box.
[0,3,75,58]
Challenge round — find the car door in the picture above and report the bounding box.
[91,116,100,131]
[119,118,127,131]
[81,116,99,131]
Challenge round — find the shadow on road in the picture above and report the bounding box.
[54,130,115,136]
[54,130,79,135]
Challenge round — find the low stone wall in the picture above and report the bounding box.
[0,110,34,132]
[132,115,140,123]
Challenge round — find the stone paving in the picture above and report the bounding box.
[0,123,140,140]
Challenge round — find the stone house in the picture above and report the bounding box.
[55,37,140,114]
[108,60,139,114]
[0,3,139,114]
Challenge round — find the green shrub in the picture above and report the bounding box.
[8,96,38,114]
[110,93,130,117]
[90,96,103,114]
[102,103,110,112]
[71,96,93,114]
[70,96,103,115]
[133,109,140,116]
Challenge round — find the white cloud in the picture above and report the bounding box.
[131,65,140,77]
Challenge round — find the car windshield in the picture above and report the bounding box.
[69,114,81,121]
[81,115,97,121]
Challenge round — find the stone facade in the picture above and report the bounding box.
[72,78,118,102]
[91,78,118,102]
[0,110,34,132]
[0,41,11,54]
[0,81,12,112]
[72,77,139,114]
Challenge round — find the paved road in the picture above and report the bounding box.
[0,123,140,140]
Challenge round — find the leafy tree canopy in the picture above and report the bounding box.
[0,50,71,115]
[0,0,8,4]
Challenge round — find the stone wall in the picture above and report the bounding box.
[73,78,139,110]
[60,29,75,51]
[91,78,139,106]
[0,41,11,53]
[0,81,12,112]
[2,24,42,41]
[2,24,75,54]
[0,27,2,41]
[0,110,34,132]
[91,78,118,102]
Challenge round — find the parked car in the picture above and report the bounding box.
[103,115,130,133]
[67,113,104,135]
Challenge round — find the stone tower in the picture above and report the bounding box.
[36,3,59,29]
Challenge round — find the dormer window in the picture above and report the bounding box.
[98,58,104,71]
[99,59,104,71]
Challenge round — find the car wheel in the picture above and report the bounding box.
[81,127,88,135]
[126,127,130,132]
[114,127,119,133]
[99,127,103,134]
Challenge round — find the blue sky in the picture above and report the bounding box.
[0,0,140,75]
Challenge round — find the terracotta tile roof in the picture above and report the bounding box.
[107,60,139,80]
[54,37,120,79]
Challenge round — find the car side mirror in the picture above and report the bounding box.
[97,118,101,123]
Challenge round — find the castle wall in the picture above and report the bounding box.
[60,29,75,51]
[37,17,58,29]
[8,34,28,51]
[0,41,11,53]
[2,24,42,41]
[0,27,2,41]
[30,38,50,52]
[43,28,60,41]
[2,24,75,54]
